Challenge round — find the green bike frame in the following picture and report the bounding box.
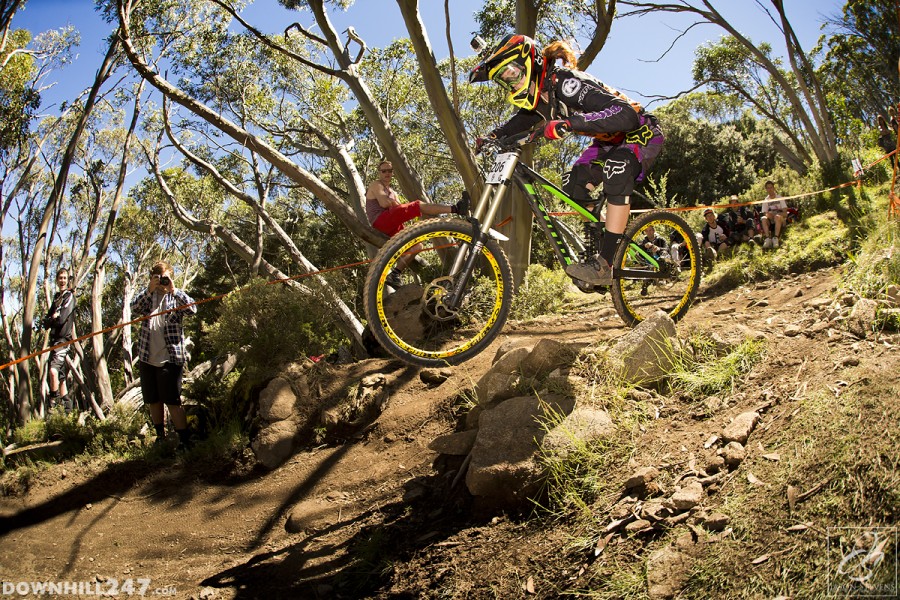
[463,147,663,280]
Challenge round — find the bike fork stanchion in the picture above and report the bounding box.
[447,218,487,308]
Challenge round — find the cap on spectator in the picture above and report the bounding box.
[703,208,714,216]
[730,195,739,201]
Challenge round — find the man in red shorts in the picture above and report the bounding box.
[366,160,468,286]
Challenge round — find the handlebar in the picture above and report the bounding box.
[475,130,534,155]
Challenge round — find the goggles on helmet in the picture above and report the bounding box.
[470,34,543,111]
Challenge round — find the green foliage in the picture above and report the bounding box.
[842,202,900,300]
[653,97,783,204]
[820,0,900,126]
[642,171,678,208]
[9,404,146,461]
[703,211,851,292]
[205,278,344,378]
[185,418,248,463]
[12,418,46,446]
[669,334,765,399]
[183,369,246,434]
[510,264,571,320]
[536,401,630,521]
[0,28,40,155]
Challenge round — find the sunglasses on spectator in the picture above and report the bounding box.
[380,168,393,173]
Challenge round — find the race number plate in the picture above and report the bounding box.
[486,152,516,184]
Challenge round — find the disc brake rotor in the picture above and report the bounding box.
[421,276,459,321]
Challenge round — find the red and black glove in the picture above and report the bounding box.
[543,120,571,140]
[475,132,497,154]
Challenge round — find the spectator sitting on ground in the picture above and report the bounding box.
[701,208,730,261]
[760,180,788,249]
[720,198,754,247]
[640,225,668,260]
[669,229,691,270]
[366,160,468,288]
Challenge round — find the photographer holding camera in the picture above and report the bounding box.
[41,268,76,413]
[131,261,197,451]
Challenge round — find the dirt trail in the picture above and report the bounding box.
[1,265,895,600]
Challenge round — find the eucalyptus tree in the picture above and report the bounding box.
[255,0,434,206]
[620,0,839,176]
[691,36,811,173]
[10,30,122,420]
[651,95,781,204]
[117,0,407,249]
[115,0,382,240]
[820,0,900,129]
[117,2,374,351]
[73,79,147,410]
[160,98,369,351]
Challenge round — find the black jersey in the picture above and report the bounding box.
[493,66,642,142]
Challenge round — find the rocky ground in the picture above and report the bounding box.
[1,264,898,600]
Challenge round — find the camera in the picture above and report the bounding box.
[159,275,171,286]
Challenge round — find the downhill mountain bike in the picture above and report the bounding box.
[363,132,701,367]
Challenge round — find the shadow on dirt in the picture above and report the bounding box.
[0,459,157,535]
[201,461,482,599]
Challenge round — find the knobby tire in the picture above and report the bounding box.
[610,210,701,327]
[364,219,514,367]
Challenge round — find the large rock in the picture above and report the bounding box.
[609,311,679,384]
[848,298,878,338]
[646,546,692,599]
[492,338,534,364]
[258,377,297,423]
[252,419,300,469]
[541,408,614,459]
[475,346,531,405]
[721,441,746,468]
[519,339,581,380]
[466,394,575,507]
[379,284,427,343]
[721,411,759,445]
[428,429,478,456]
[625,466,660,490]
[420,368,452,386]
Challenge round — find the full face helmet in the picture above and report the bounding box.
[469,34,544,110]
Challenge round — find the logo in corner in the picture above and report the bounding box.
[827,526,898,597]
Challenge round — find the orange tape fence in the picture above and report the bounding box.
[3,148,898,376]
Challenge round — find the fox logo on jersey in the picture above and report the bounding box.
[625,124,654,145]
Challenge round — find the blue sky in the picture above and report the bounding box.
[14,0,843,113]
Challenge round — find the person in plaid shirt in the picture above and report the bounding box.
[131,261,196,450]
[42,268,76,412]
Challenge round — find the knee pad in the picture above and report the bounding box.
[600,148,641,197]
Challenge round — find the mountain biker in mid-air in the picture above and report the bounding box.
[469,34,665,285]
